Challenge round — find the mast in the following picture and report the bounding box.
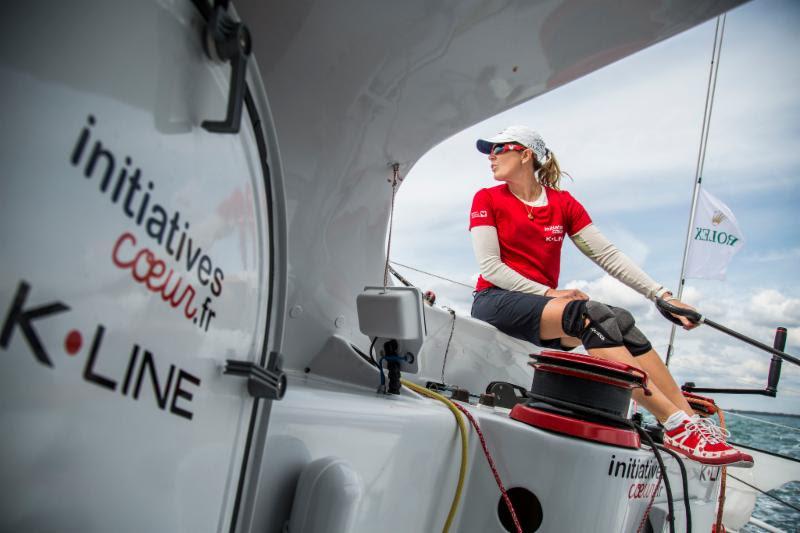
[665,14,727,367]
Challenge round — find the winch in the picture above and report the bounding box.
[511,351,651,449]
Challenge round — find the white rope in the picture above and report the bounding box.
[383,163,400,289]
[390,261,474,289]
[726,411,800,432]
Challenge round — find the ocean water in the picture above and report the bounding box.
[725,411,800,532]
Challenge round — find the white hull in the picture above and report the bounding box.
[5,1,793,532]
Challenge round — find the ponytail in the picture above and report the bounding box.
[535,150,569,190]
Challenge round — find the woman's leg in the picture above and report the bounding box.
[631,349,694,415]
[539,297,689,422]
[538,296,750,466]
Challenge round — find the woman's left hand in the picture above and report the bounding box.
[546,288,589,300]
[666,298,700,330]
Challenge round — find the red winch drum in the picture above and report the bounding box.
[510,351,650,449]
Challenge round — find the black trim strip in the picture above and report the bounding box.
[188,1,278,531]
[228,87,278,533]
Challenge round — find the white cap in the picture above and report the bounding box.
[476,125,549,163]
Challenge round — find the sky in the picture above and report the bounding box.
[392,0,800,414]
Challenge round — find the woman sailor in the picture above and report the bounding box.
[469,125,751,467]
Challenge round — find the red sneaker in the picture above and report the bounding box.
[734,450,754,468]
[664,420,752,468]
[691,416,754,468]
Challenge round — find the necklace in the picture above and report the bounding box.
[509,188,540,220]
[523,203,534,220]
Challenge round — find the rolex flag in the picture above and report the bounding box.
[685,188,745,280]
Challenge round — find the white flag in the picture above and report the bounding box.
[685,189,745,280]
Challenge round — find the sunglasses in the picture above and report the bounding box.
[490,143,527,155]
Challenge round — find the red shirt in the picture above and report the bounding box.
[469,184,592,291]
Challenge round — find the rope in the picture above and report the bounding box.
[383,164,400,288]
[636,472,663,533]
[635,427,677,533]
[725,410,800,432]
[715,407,727,533]
[390,261,474,289]
[401,379,468,533]
[686,396,726,533]
[441,307,457,384]
[656,445,692,533]
[451,402,523,533]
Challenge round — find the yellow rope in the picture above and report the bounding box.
[401,379,468,533]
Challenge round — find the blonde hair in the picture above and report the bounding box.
[534,150,569,190]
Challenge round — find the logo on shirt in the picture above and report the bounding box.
[471,210,488,219]
[544,224,564,243]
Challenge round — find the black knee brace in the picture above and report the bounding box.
[609,306,653,356]
[581,301,625,351]
[561,300,652,356]
[562,299,588,338]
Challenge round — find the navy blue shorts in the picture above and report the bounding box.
[471,287,574,350]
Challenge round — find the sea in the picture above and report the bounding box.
[725,411,800,532]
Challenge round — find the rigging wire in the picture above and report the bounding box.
[387,259,461,386]
[725,410,800,432]
[726,473,800,514]
[383,164,401,289]
[686,402,800,522]
[666,13,727,366]
[390,261,474,289]
[388,264,413,287]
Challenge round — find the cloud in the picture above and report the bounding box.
[565,275,648,312]
[750,289,800,328]
[391,0,800,413]
[556,274,800,411]
[742,247,800,264]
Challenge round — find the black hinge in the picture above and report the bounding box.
[225,351,286,400]
[200,0,252,134]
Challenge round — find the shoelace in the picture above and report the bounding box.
[691,416,731,442]
[685,419,725,445]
